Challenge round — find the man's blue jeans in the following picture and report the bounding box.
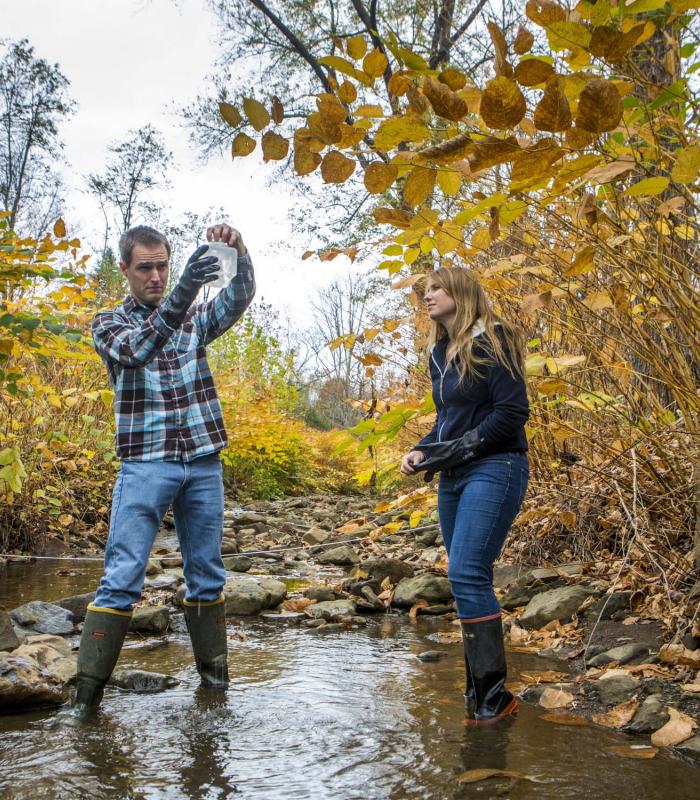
[438,453,529,619]
[93,453,226,610]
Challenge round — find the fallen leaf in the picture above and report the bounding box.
[659,643,700,669]
[538,687,574,709]
[457,768,534,784]
[283,597,316,612]
[540,711,588,726]
[409,600,429,620]
[521,669,569,684]
[681,683,700,693]
[592,698,639,729]
[650,707,697,748]
[607,745,658,759]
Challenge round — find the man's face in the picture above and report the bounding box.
[120,244,170,306]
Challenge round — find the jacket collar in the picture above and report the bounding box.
[122,294,158,316]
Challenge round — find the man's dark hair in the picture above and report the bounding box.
[119,226,171,266]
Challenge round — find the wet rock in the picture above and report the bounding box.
[416,604,454,615]
[392,575,453,608]
[500,584,542,611]
[160,555,183,568]
[259,611,304,624]
[223,576,287,615]
[626,694,670,733]
[109,669,179,693]
[257,577,287,607]
[55,592,95,622]
[417,650,447,662]
[0,635,76,711]
[303,587,337,602]
[303,618,326,628]
[677,735,700,761]
[359,585,384,611]
[169,613,188,634]
[303,600,357,622]
[519,585,590,630]
[590,591,633,620]
[221,538,240,555]
[362,558,414,585]
[223,555,253,573]
[146,559,163,576]
[144,573,181,591]
[303,527,330,546]
[10,601,74,636]
[130,605,170,634]
[594,673,641,705]
[315,545,360,566]
[586,643,650,668]
[308,622,347,633]
[0,611,20,651]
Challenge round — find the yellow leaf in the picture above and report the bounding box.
[219,102,242,127]
[261,131,289,162]
[514,57,554,87]
[232,133,256,158]
[403,166,436,207]
[47,394,62,408]
[671,146,700,185]
[437,169,461,197]
[337,80,357,104]
[319,56,372,86]
[479,77,526,130]
[347,35,367,60]
[471,227,491,250]
[53,218,66,238]
[374,117,430,151]
[438,68,467,90]
[355,104,385,118]
[294,149,322,176]
[388,72,413,96]
[363,49,388,78]
[243,97,271,131]
[564,245,596,277]
[622,176,670,197]
[320,151,356,183]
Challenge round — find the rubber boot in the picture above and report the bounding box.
[183,596,229,687]
[71,605,131,720]
[461,613,517,724]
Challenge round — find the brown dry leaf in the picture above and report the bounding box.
[294,149,322,176]
[487,21,513,77]
[510,138,563,184]
[514,58,554,87]
[566,126,595,150]
[219,101,242,128]
[582,155,636,184]
[534,76,571,133]
[523,291,553,317]
[575,79,623,133]
[336,519,365,533]
[539,687,574,709]
[521,669,569,684]
[271,96,284,124]
[526,0,566,26]
[514,26,534,55]
[457,769,534,784]
[403,166,437,207]
[480,77,526,129]
[422,77,468,121]
[388,72,412,96]
[607,745,658,760]
[373,207,413,229]
[261,131,289,162]
[242,97,270,131]
[380,575,394,592]
[469,136,520,172]
[540,711,588,726]
[681,683,700,693]
[283,597,316,612]
[409,599,429,620]
[364,162,398,194]
[650,707,697,748]
[232,132,256,158]
[419,132,474,163]
[592,698,639,729]
[659,643,700,669]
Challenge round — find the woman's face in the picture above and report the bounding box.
[424,281,457,324]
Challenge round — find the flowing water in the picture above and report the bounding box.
[0,561,697,799]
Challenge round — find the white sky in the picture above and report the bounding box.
[3,0,360,325]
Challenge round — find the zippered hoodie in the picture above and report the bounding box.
[418,323,529,457]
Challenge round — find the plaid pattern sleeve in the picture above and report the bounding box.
[92,253,256,462]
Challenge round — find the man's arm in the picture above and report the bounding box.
[92,306,180,368]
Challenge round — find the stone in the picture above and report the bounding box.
[586,643,650,668]
[221,539,240,555]
[160,555,183,568]
[109,669,179,693]
[303,527,330,545]
[0,610,20,651]
[519,585,590,630]
[419,548,442,564]
[55,592,95,622]
[415,530,438,547]
[303,587,337,602]
[259,611,304,624]
[315,545,360,566]
[500,584,542,611]
[594,673,641,705]
[303,600,357,622]
[169,613,188,634]
[677,735,700,761]
[143,573,180,590]
[10,601,74,636]
[391,574,453,608]
[591,591,633,620]
[130,605,170,634]
[223,576,287,615]
[361,558,415,585]
[416,604,454,615]
[626,694,670,733]
[146,559,163,576]
[417,650,447,662]
[0,634,76,711]
[223,555,253,573]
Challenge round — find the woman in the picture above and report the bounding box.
[400,268,529,723]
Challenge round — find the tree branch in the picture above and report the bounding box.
[429,0,488,69]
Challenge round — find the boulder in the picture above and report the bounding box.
[392,575,453,608]
[0,634,76,711]
[677,735,700,761]
[0,611,20,651]
[586,642,650,668]
[55,592,95,622]
[130,605,170,634]
[303,600,357,622]
[109,669,179,693]
[223,555,253,573]
[626,694,670,733]
[143,573,180,591]
[362,558,414,585]
[303,527,330,546]
[594,673,641,705]
[223,576,287,616]
[145,559,163,576]
[590,591,634,620]
[315,545,360,566]
[10,601,74,636]
[519,585,590,629]
[303,587,337,602]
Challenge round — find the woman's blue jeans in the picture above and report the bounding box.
[438,452,529,619]
[93,453,226,611]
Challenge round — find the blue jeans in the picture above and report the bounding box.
[93,453,226,610]
[438,453,529,619]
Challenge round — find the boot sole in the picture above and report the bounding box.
[463,697,518,726]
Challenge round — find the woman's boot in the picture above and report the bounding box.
[183,596,229,687]
[71,605,132,719]
[461,613,517,723]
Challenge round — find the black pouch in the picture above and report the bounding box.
[413,429,482,482]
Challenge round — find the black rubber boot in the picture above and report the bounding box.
[183,596,229,687]
[71,605,131,720]
[461,613,518,724]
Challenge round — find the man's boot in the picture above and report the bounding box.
[461,613,517,724]
[183,596,229,687]
[71,605,131,720]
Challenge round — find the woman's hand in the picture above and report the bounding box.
[400,450,425,475]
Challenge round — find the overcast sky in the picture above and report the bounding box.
[4,0,360,325]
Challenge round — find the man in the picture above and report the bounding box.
[71,223,255,719]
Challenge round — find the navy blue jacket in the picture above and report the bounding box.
[418,328,529,456]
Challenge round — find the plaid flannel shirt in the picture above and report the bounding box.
[92,253,255,462]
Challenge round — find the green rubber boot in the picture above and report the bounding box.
[71,605,131,720]
[183,596,229,688]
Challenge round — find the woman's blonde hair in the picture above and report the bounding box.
[424,268,526,382]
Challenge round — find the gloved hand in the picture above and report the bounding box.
[159,245,220,326]
[413,428,483,482]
